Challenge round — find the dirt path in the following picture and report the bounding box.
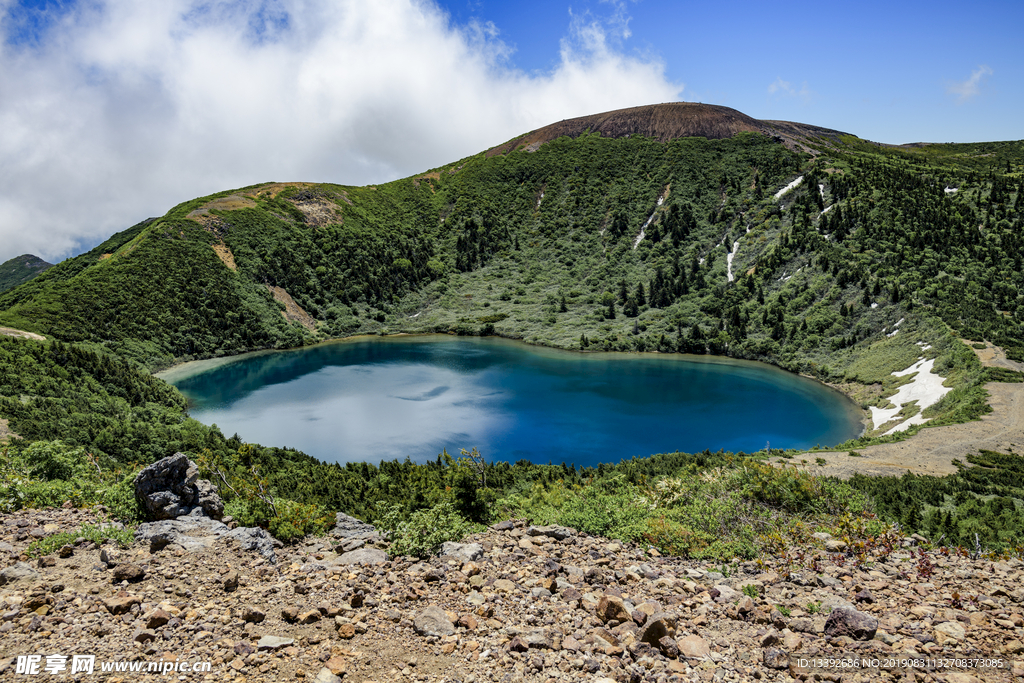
[0,417,18,442]
[778,343,1024,479]
[0,326,44,341]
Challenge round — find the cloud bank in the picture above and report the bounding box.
[0,0,682,263]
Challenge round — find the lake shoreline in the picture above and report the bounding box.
[160,333,865,467]
[156,331,871,436]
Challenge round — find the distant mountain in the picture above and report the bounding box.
[485,102,848,156]
[0,254,53,293]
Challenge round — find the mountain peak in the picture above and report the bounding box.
[0,253,53,293]
[487,101,849,156]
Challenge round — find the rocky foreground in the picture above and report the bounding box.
[0,506,1022,683]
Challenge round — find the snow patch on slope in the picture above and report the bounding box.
[869,355,951,435]
[774,176,804,200]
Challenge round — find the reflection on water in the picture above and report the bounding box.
[167,336,863,467]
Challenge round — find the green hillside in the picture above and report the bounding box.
[2,103,1024,555]
[0,254,52,293]
[2,106,1022,429]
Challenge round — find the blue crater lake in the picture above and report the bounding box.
[161,335,864,467]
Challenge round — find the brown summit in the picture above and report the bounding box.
[487,102,848,156]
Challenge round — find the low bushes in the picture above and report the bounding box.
[493,463,883,561]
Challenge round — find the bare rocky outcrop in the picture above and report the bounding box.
[130,453,279,564]
[134,509,278,564]
[133,452,223,520]
[330,512,381,553]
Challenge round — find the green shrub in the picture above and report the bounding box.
[101,472,142,522]
[21,479,91,508]
[0,447,29,513]
[374,500,472,558]
[267,498,332,543]
[19,440,89,481]
[558,484,649,542]
[224,496,271,528]
[642,516,716,557]
[742,584,760,599]
[27,523,136,557]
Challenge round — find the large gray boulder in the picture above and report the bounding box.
[0,562,40,586]
[440,542,483,562]
[134,453,223,520]
[336,547,387,565]
[135,508,276,564]
[331,513,380,542]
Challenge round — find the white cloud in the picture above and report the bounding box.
[946,65,992,103]
[768,77,811,103]
[0,0,682,263]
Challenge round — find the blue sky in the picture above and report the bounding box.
[0,0,1021,263]
[435,0,1022,143]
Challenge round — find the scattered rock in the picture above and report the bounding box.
[824,607,878,641]
[440,541,483,562]
[0,562,39,585]
[525,525,575,540]
[103,593,140,615]
[658,635,680,659]
[144,609,171,629]
[313,667,342,683]
[256,635,294,651]
[677,634,710,660]
[242,606,266,623]
[935,620,967,643]
[0,502,1019,683]
[135,511,276,563]
[99,548,120,566]
[132,628,157,643]
[413,605,455,637]
[111,563,145,583]
[763,647,789,670]
[337,547,387,565]
[595,595,631,623]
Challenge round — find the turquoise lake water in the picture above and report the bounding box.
[163,335,864,467]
